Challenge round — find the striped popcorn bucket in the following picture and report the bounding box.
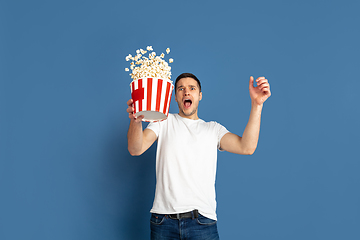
[130,78,174,122]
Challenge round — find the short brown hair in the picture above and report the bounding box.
[175,73,201,92]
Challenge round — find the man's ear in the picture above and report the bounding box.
[199,92,202,101]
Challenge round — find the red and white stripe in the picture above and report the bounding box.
[130,78,174,121]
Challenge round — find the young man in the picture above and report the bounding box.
[127,73,271,240]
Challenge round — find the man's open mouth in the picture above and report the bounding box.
[183,99,192,109]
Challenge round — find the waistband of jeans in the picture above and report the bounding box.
[168,210,199,219]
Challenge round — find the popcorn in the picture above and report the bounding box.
[125,54,132,61]
[125,46,173,81]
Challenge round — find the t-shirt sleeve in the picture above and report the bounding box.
[146,121,160,137]
[216,123,230,151]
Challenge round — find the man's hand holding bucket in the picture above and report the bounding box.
[126,99,144,123]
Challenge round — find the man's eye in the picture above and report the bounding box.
[191,87,195,90]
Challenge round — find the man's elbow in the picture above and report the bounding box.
[128,147,142,156]
[243,147,256,155]
[247,150,255,155]
[129,151,140,156]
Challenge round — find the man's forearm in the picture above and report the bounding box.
[127,119,144,155]
[241,102,263,154]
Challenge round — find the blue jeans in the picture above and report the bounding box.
[150,212,220,240]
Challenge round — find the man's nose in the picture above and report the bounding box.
[184,88,190,95]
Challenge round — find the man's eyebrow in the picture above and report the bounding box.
[177,85,197,89]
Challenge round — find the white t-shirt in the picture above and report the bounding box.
[146,113,229,220]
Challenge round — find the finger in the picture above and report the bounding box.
[127,99,134,106]
[134,115,144,122]
[258,82,270,90]
[261,87,270,93]
[129,112,141,121]
[249,76,254,88]
[256,77,266,82]
[126,106,134,113]
[128,111,135,119]
[262,88,271,96]
[260,85,271,93]
[256,78,268,86]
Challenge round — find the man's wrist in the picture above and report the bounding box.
[251,101,263,110]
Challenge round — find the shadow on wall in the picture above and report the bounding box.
[116,125,157,240]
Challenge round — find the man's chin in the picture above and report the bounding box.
[181,109,196,117]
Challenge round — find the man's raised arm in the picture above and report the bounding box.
[220,76,271,155]
[127,99,157,156]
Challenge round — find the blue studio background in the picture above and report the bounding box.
[1,0,359,239]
